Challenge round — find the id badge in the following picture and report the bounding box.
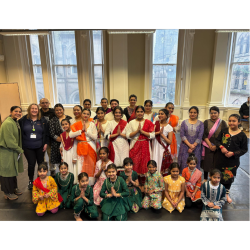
[30,133,37,139]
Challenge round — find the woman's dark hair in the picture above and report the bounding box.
[107,163,117,171]
[78,172,89,181]
[99,147,109,155]
[113,106,124,116]
[61,118,70,125]
[169,162,180,172]
[129,94,137,101]
[10,106,22,112]
[73,105,83,111]
[229,114,241,123]
[54,103,64,110]
[83,99,91,104]
[189,106,199,114]
[59,162,69,169]
[159,109,169,118]
[110,99,119,105]
[123,157,134,166]
[165,102,174,108]
[101,98,108,102]
[187,153,198,164]
[38,162,48,172]
[209,106,220,113]
[209,169,222,177]
[135,105,145,113]
[147,160,157,168]
[96,107,105,114]
[144,100,153,107]
[82,108,91,116]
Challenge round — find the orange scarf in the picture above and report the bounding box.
[168,114,179,158]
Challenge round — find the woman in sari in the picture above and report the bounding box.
[93,107,110,160]
[144,100,158,122]
[124,94,137,122]
[152,109,173,176]
[201,106,227,182]
[126,106,155,186]
[69,109,97,186]
[70,105,83,125]
[104,106,129,171]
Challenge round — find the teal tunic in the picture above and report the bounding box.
[70,184,98,218]
[100,176,131,220]
[55,172,74,209]
[120,171,142,213]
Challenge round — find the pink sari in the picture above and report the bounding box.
[186,168,202,191]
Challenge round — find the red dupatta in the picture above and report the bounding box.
[60,131,74,151]
[108,119,127,162]
[155,121,173,176]
[129,119,155,175]
[128,106,137,122]
[33,177,63,202]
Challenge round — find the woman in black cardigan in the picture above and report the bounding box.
[19,103,50,190]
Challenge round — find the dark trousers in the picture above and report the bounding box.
[24,147,44,181]
[185,196,203,208]
[204,171,209,180]
[0,176,17,194]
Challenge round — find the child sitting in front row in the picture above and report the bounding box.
[200,169,227,221]
[100,164,131,221]
[162,162,185,213]
[142,160,164,210]
[120,157,142,213]
[55,162,74,209]
[70,172,99,221]
[32,162,62,217]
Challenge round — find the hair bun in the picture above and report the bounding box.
[188,153,195,157]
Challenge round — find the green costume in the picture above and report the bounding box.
[55,172,74,209]
[0,117,24,177]
[100,176,131,221]
[70,184,99,218]
[120,171,142,213]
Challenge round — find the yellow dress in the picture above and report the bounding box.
[32,176,61,213]
[162,175,185,213]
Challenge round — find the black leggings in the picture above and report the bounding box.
[24,147,44,181]
[204,171,209,180]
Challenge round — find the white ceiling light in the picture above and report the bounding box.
[0,31,50,36]
[107,30,156,34]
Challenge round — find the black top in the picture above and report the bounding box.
[239,102,249,118]
[40,108,55,121]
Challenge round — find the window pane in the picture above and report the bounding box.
[233,32,250,63]
[52,31,77,65]
[93,30,102,64]
[152,65,176,105]
[153,29,179,64]
[228,63,250,105]
[94,66,103,104]
[30,35,41,64]
[55,66,79,104]
[33,66,45,101]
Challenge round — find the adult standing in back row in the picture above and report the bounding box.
[83,99,96,119]
[124,94,137,122]
[104,99,127,121]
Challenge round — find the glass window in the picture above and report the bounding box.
[30,35,45,101]
[228,32,250,105]
[152,29,179,105]
[52,31,79,104]
[92,30,104,105]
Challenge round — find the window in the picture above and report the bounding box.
[30,35,45,101]
[91,30,104,105]
[152,29,179,105]
[51,31,80,104]
[228,32,250,105]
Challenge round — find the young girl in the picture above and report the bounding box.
[60,119,78,183]
[100,164,130,221]
[142,160,164,210]
[55,162,74,209]
[32,162,62,216]
[182,153,202,208]
[162,163,185,213]
[70,172,99,221]
[93,147,113,206]
[214,114,248,203]
[200,169,227,221]
[120,157,143,213]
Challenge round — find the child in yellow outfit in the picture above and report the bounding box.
[162,162,185,213]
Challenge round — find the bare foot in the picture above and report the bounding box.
[74,215,82,221]
[226,194,233,204]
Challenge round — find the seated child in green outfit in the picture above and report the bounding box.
[120,157,142,213]
[70,172,99,221]
[55,162,74,209]
[100,164,131,221]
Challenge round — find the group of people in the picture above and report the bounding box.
[0,94,248,221]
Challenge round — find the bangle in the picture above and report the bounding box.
[219,145,224,149]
